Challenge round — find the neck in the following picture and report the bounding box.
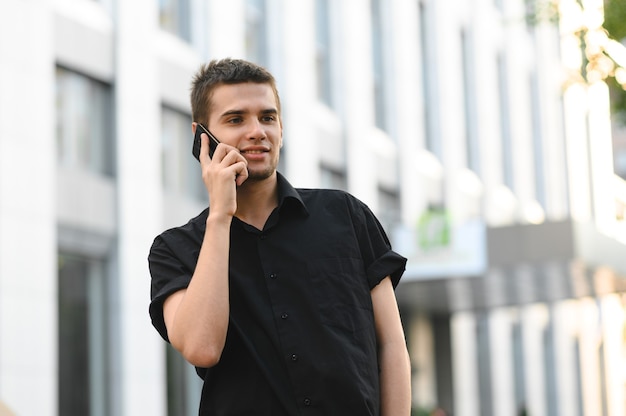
[235,173,279,229]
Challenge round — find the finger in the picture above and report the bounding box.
[234,162,249,186]
[210,141,235,163]
[199,133,210,163]
[215,145,247,167]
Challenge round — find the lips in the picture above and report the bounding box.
[241,146,270,155]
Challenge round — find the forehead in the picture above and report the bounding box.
[210,82,278,113]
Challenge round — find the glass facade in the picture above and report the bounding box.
[166,344,202,416]
[55,67,114,177]
[377,186,401,237]
[159,0,191,41]
[161,106,207,202]
[497,52,514,191]
[371,0,388,132]
[320,164,347,190]
[315,0,333,107]
[245,0,268,66]
[461,27,480,175]
[58,254,110,416]
[419,1,439,157]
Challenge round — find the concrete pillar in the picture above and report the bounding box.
[451,312,480,416]
[338,0,378,206]
[578,298,603,415]
[281,0,319,187]
[599,294,626,416]
[521,304,549,416]
[552,301,580,416]
[113,1,165,415]
[0,1,57,414]
[489,309,516,416]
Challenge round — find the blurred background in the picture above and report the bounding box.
[1,0,626,415]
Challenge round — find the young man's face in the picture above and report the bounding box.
[207,82,283,182]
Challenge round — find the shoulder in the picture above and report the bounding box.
[296,188,375,225]
[151,208,209,252]
[295,187,367,209]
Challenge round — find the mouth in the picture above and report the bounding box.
[241,145,270,155]
[240,148,270,163]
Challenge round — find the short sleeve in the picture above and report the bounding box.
[148,236,194,341]
[347,195,407,290]
[147,210,207,341]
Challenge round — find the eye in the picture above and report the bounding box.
[227,117,243,124]
[261,115,276,123]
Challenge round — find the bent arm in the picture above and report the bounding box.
[163,214,232,368]
[163,133,249,368]
[372,276,412,416]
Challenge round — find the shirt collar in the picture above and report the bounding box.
[276,172,309,217]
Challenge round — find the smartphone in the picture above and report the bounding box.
[192,123,221,161]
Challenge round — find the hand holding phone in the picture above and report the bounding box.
[193,123,248,189]
[192,123,221,161]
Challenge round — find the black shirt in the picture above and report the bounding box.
[148,173,407,416]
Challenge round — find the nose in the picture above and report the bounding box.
[247,118,266,140]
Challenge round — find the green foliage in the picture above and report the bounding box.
[604,0,626,42]
[412,408,435,416]
[604,0,626,122]
[608,76,626,124]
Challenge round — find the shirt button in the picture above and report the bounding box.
[269,273,278,280]
[281,313,289,319]
[259,233,267,240]
[303,398,312,406]
[290,354,298,362]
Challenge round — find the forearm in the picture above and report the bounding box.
[167,214,232,367]
[379,340,412,416]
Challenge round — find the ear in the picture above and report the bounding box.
[191,122,198,135]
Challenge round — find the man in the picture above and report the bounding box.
[149,58,411,415]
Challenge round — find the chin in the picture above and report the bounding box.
[247,168,276,182]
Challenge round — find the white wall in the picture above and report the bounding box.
[0,1,57,414]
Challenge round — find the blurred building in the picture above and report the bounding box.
[1,0,625,415]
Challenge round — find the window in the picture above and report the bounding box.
[55,67,114,176]
[159,0,191,41]
[476,313,494,416]
[245,0,268,66]
[497,52,514,190]
[461,28,480,175]
[529,71,546,207]
[512,322,527,414]
[315,0,333,106]
[371,0,388,131]
[377,186,401,235]
[58,254,110,416]
[161,106,206,201]
[543,317,559,416]
[166,344,202,416]
[614,148,626,179]
[320,164,347,191]
[419,1,440,157]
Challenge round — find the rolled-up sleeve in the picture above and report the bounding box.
[347,195,407,290]
[148,236,193,342]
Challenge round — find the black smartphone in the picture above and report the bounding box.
[192,123,221,161]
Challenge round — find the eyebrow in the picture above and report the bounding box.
[220,108,278,118]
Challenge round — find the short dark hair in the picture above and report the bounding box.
[190,58,281,126]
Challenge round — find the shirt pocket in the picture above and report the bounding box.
[307,257,373,333]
